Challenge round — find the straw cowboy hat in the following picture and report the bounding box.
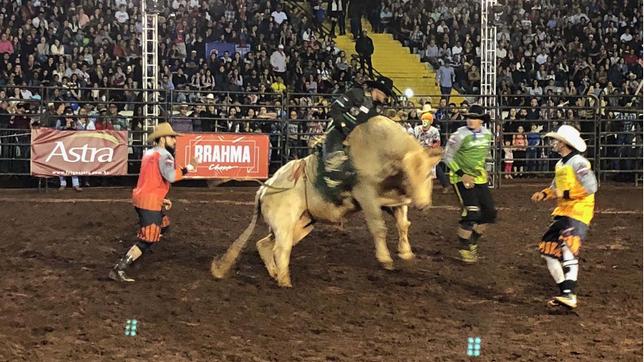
[418,103,433,116]
[545,125,587,152]
[148,122,181,143]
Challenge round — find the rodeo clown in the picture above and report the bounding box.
[443,104,497,263]
[322,76,394,199]
[109,122,197,282]
[413,104,450,192]
[531,125,597,309]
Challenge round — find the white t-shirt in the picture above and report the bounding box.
[270,50,287,72]
[115,10,129,23]
[171,0,186,9]
[271,10,288,25]
[536,53,548,65]
[51,43,65,55]
[620,33,633,43]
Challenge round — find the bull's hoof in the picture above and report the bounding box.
[277,279,293,288]
[380,260,395,271]
[210,261,227,279]
[398,252,416,261]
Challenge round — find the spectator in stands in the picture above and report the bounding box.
[328,0,346,36]
[55,106,81,191]
[170,103,193,132]
[512,125,527,177]
[270,44,288,82]
[355,30,374,76]
[107,103,127,130]
[271,76,287,94]
[95,107,114,130]
[0,33,13,54]
[271,3,288,25]
[77,106,95,130]
[526,124,542,174]
[436,58,455,100]
[423,38,440,67]
[526,97,541,124]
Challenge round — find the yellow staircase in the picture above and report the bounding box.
[333,21,462,106]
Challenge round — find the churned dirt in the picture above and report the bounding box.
[0,183,641,361]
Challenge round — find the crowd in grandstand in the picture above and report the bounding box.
[0,0,365,131]
[0,0,640,180]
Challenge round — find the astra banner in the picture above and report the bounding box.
[176,133,270,179]
[30,129,128,177]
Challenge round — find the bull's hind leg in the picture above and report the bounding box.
[256,233,277,279]
[258,215,312,283]
[353,184,394,270]
[273,227,295,287]
[393,205,415,260]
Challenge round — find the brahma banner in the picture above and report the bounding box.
[31,128,128,177]
[176,133,270,179]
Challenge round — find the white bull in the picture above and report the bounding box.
[211,115,442,287]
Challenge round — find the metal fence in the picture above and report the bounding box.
[0,87,641,186]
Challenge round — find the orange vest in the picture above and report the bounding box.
[132,148,184,211]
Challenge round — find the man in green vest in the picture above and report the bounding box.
[443,104,497,263]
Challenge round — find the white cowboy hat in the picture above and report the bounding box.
[545,125,587,152]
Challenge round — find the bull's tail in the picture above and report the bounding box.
[210,189,262,279]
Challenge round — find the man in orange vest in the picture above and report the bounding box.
[109,123,197,282]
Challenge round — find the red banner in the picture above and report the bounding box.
[30,128,128,177]
[176,133,270,179]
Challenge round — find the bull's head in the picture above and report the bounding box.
[401,147,443,210]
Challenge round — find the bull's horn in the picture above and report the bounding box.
[211,190,261,279]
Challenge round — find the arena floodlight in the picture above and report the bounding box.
[404,88,414,99]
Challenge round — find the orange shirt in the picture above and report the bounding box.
[132,147,185,211]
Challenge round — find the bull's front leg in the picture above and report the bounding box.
[273,228,294,287]
[393,205,414,260]
[353,184,394,270]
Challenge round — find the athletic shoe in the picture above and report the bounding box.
[547,293,577,309]
[109,269,135,282]
[458,244,478,264]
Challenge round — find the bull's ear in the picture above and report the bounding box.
[402,150,425,179]
[402,149,424,175]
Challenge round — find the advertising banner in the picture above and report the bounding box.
[30,129,129,177]
[176,133,270,179]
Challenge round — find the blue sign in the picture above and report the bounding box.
[467,337,481,357]
[125,319,138,336]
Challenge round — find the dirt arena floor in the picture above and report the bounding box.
[0,182,641,361]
